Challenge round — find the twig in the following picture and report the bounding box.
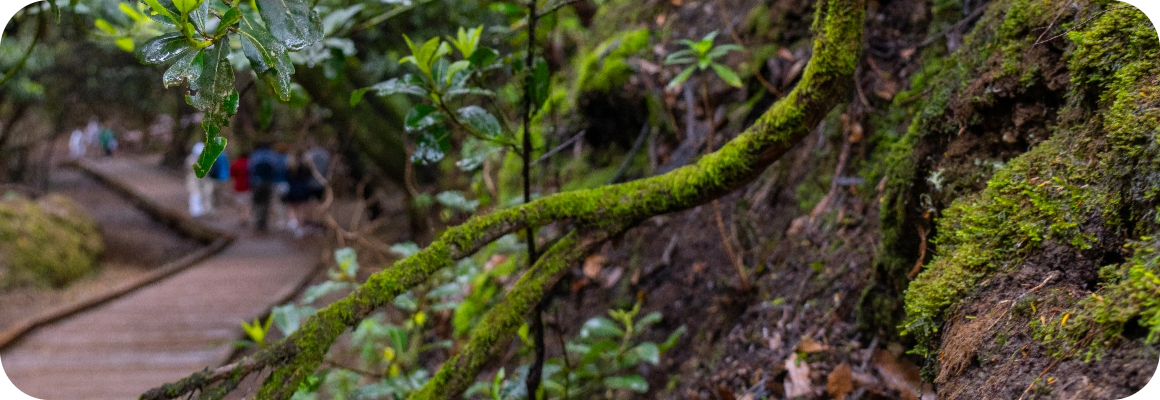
[609,124,651,184]
[536,0,584,19]
[1033,2,1072,46]
[532,130,584,166]
[1033,6,1131,46]
[1016,331,1097,400]
[916,6,987,49]
[908,225,928,279]
[713,199,748,289]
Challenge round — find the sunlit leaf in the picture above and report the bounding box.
[256,0,323,50]
[215,7,241,37]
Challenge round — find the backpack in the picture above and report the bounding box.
[209,153,229,181]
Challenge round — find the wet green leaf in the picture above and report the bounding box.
[467,46,498,67]
[435,190,479,212]
[137,32,193,65]
[215,7,241,37]
[238,13,294,100]
[628,342,660,365]
[256,0,323,50]
[162,50,200,88]
[404,104,439,132]
[579,316,623,339]
[187,39,237,177]
[457,105,501,139]
[412,127,450,165]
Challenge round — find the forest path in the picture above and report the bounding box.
[0,156,322,400]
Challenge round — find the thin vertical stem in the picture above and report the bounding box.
[522,1,545,398]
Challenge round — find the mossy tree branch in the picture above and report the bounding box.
[141,1,863,399]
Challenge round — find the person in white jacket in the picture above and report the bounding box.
[185,142,214,217]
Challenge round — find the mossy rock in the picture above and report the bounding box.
[0,192,104,289]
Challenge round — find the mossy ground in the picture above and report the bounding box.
[894,0,1160,397]
[0,192,103,289]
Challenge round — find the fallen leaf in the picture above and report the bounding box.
[777,47,794,60]
[797,337,830,353]
[827,363,854,399]
[583,254,606,278]
[784,353,812,399]
[693,262,707,274]
[872,349,924,400]
[899,47,917,59]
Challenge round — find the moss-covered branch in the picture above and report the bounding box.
[141,1,863,399]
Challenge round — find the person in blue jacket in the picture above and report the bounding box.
[247,142,288,232]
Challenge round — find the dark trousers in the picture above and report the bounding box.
[251,183,274,231]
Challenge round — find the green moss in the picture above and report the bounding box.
[0,193,103,289]
[573,28,651,93]
[901,3,1160,363]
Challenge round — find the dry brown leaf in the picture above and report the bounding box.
[827,363,854,399]
[693,262,707,274]
[899,47,917,59]
[777,47,794,60]
[797,337,830,353]
[583,254,606,278]
[872,349,923,400]
[784,353,812,399]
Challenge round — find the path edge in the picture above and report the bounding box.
[0,160,236,351]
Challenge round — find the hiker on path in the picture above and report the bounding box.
[99,126,117,157]
[68,129,85,158]
[230,151,251,226]
[248,142,287,232]
[185,143,214,217]
[283,150,312,238]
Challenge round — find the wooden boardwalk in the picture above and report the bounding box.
[0,157,320,400]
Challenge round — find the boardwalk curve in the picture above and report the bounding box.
[0,158,320,400]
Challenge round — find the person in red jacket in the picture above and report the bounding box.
[230,151,251,226]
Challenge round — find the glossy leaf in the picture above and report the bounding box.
[628,342,660,365]
[467,46,498,67]
[579,316,624,339]
[412,127,449,165]
[710,63,743,88]
[353,75,427,105]
[663,49,694,65]
[215,7,241,37]
[188,0,212,32]
[256,0,323,51]
[706,44,744,60]
[162,50,200,88]
[444,87,494,100]
[404,104,439,132]
[604,375,648,393]
[457,105,501,139]
[633,311,663,332]
[435,190,479,212]
[142,0,179,24]
[188,39,237,177]
[238,13,295,100]
[579,339,618,365]
[456,138,500,171]
[171,0,203,14]
[137,32,193,65]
